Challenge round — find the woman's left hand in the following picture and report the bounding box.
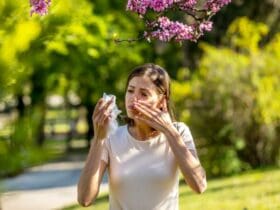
[133,99,173,133]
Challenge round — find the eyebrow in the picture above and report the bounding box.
[128,85,150,92]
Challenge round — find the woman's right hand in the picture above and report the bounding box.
[92,97,114,141]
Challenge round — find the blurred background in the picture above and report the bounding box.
[0,0,279,209]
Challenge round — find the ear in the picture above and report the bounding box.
[162,97,168,112]
[157,96,167,111]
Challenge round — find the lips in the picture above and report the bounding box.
[128,105,136,110]
[127,104,139,115]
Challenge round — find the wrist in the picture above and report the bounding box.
[164,124,180,139]
[93,132,107,141]
[91,136,106,146]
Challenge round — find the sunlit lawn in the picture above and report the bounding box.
[63,167,280,210]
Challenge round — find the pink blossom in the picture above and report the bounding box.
[126,0,232,42]
[150,0,170,12]
[148,16,196,42]
[126,0,150,15]
[178,0,197,10]
[150,0,179,12]
[199,21,213,32]
[205,0,231,13]
[30,0,51,16]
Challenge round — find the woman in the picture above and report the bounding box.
[77,63,207,210]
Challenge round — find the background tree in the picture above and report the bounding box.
[174,17,280,176]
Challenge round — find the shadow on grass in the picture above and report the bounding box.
[95,194,109,203]
[264,190,280,197]
[63,194,109,210]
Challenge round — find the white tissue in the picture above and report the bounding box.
[102,93,122,137]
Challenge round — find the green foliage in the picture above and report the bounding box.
[39,0,148,104]
[0,0,149,102]
[0,0,151,175]
[226,17,269,53]
[0,108,64,177]
[0,4,41,98]
[173,17,280,176]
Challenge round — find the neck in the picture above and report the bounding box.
[129,121,159,141]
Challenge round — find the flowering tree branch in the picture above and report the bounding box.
[123,0,232,42]
[114,36,146,43]
[28,0,232,43]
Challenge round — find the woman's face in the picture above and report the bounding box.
[125,76,162,118]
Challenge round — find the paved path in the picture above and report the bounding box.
[0,154,108,210]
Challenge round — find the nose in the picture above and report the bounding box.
[130,92,139,101]
[126,94,136,105]
[132,96,139,101]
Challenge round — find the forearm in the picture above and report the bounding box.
[77,138,106,206]
[164,127,207,193]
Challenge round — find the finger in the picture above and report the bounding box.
[94,97,113,119]
[95,110,107,126]
[94,111,104,124]
[95,106,113,125]
[93,98,105,118]
[134,102,156,119]
[101,97,114,113]
[100,112,110,125]
[136,100,152,108]
[136,101,161,115]
[137,100,161,111]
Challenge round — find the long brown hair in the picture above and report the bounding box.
[124,63,175,126]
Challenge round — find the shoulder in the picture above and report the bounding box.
[172,121,194,143]
[107,124,127,143]
[112,125,127,137]
[172,121,191,134]
[105,125,129,153]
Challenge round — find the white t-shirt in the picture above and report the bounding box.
[101,122,197,210]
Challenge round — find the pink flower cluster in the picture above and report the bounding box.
[149,17,195,42]
[148,17,213,42]
[127,0,197,14]
[199,21,213,32]
[177,0,198,10]
[205,0,231,12]
[30,0,51,16]
[126,0,231,42]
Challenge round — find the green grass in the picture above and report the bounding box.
[63,168,280,210]
[179,168,280,210]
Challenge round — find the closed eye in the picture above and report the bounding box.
[141,92,148,97]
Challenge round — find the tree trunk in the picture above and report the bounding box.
[85,104,94,148]
[30,71,47,147]
[35,103,46,146]
[16,94,25,118]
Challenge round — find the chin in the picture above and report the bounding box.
[126,109,137,119]
[126,112,134,119]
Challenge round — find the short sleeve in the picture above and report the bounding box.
[100,138,110,164]
[173,122,196,151]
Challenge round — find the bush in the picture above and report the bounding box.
[173,17,280,177]
[0,107,64,177]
